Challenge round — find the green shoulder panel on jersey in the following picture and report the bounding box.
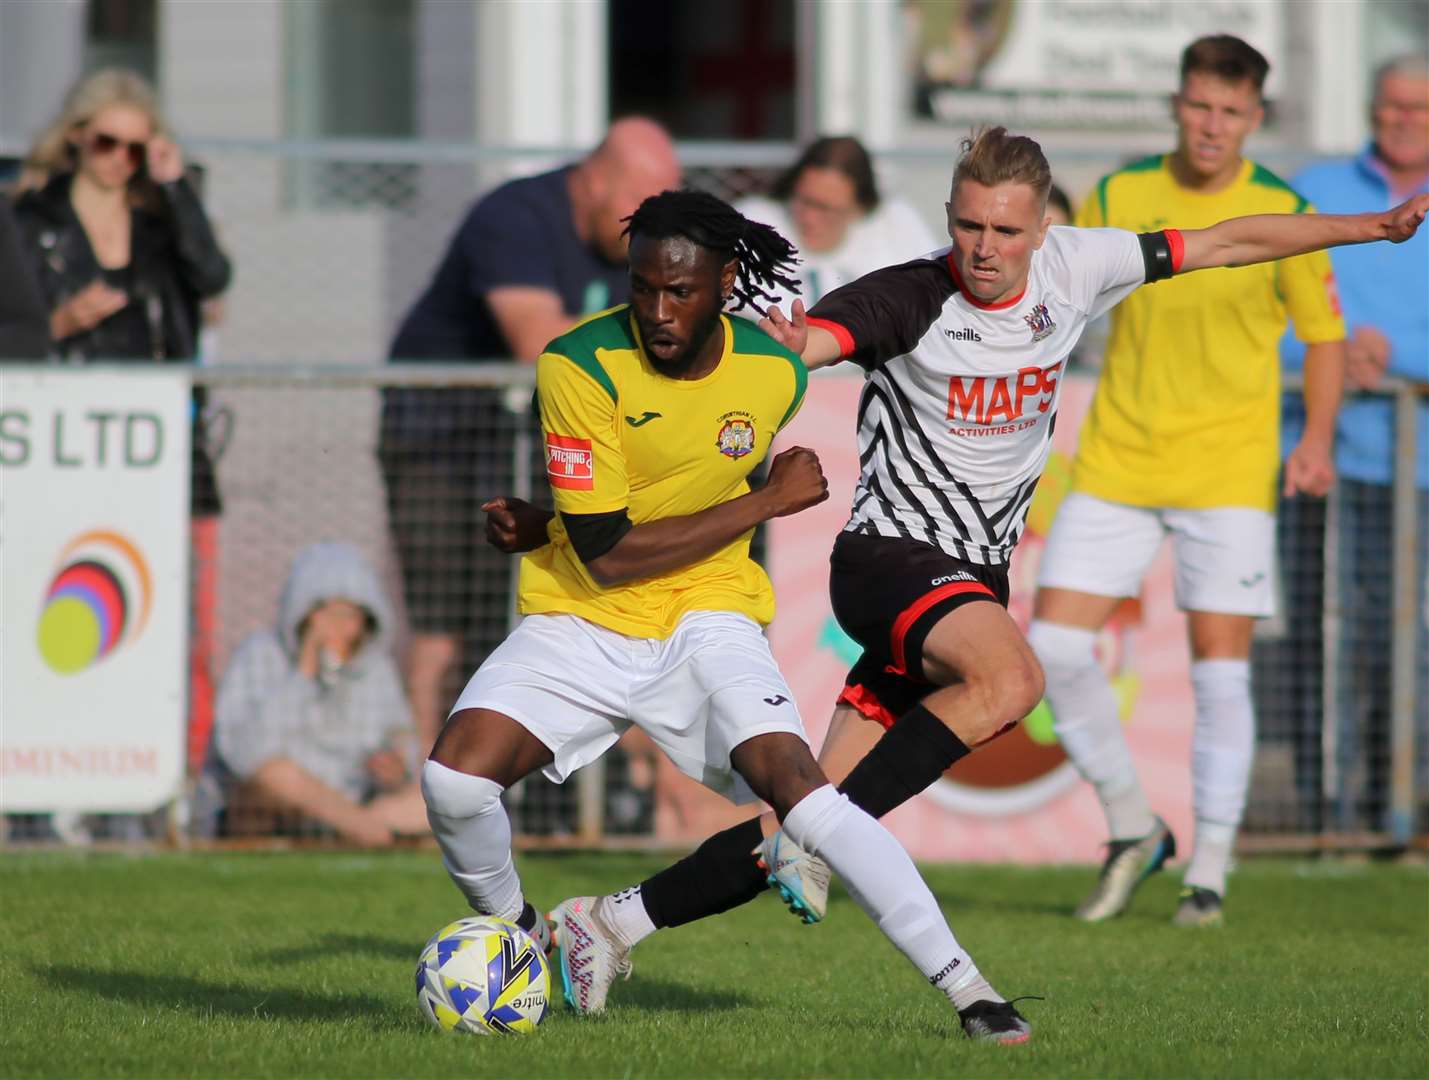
[1249,163,1309,213]
[544,307,633,404]
[729,315,807,430]
[1096,154,1164,220]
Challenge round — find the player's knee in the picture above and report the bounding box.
[420,759,503,821]
[989,650,1045,728]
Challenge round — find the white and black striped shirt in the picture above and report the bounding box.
[807,226,1175,565]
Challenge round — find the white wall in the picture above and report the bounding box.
[0,0,86,149]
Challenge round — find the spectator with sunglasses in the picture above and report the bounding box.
[9,68,233,813]
[11,68,230,361]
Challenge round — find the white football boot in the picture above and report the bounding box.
[549,896,633,1014]
[757,830,831,924]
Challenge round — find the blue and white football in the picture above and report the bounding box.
[415,916,550,1035]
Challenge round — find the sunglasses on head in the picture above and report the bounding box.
[89,132,146,168]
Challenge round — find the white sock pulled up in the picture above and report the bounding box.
[781,784,1001,1010]
[1184,659,1254,896]
[1030,619,1155,840]
[421,759,524,921]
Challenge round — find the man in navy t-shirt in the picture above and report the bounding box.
[382,118,680,746]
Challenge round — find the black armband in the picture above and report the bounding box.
[1138,230,1180,283]
[561,508,633,565]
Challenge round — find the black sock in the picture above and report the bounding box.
[638,818,767,929]
[515,900,550,950]
[837,703,971,819]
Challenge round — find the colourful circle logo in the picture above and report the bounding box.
[37,530,153,674]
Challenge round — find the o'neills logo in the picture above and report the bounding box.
[545,433,593,490]
[944,326,982,342]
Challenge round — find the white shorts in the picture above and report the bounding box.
[1037,492,1276,617]
[450,611,808,804]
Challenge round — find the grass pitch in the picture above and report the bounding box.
[1,850,1425,1078]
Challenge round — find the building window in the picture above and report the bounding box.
[609,0,795,140]
[85,0,157,82]
[283,0,417,210]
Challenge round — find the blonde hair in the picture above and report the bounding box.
[17,68,168,194]
[951,126,1052,206]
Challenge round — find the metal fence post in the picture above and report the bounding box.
[1389,383,1422,844]
[1321,480,1341,835]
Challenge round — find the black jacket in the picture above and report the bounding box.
[11,172,233,514]
[0,194,49,359]
[12,171,231,360]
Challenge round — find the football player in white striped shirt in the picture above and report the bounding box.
[485,129,1429,1024]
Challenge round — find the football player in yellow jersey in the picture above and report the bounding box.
[421,190,1040,1042]
[1029,36,1346,928]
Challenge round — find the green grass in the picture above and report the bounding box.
[1,851,1425,1078]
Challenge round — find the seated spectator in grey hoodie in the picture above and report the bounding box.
[203,542,427,846]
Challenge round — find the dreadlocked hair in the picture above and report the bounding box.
[623,189,801,314]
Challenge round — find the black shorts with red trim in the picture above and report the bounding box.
[828,531,1010,729]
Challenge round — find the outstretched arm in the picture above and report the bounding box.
[1180,193,1429,274]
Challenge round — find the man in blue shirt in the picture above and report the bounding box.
[381,119,680,747]
[1275,54,1429,832]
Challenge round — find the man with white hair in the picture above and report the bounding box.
[1277,54,1429,834]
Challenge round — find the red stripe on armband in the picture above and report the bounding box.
[1164,229,1185,274]
[807,317,855,358]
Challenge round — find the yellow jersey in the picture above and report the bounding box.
[1072,155,1345,510]
[520,306,808,639]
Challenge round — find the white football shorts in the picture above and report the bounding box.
[450,610,808,804]
[1037,492,1276,617]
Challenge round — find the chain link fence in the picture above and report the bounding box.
[5,367,1421,851]
[1249,384,1429,848]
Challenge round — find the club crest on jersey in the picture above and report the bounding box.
[716,412,757,459]
[1023,302,1055,342]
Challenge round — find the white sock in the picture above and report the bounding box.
[1184,659,1254,896]
[781,785,1001,1010]
[1030,620,1155,840]
[599,885,657,949]
[420,760,524,920]
[1184,821,1236,897]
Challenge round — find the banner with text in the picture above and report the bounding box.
[907,0,1283,131]
[1,370,191,811]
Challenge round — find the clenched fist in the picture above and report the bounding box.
[762,445,829,517]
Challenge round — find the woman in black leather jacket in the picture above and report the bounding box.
[11,68,234,789]
[12,69,231,363]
